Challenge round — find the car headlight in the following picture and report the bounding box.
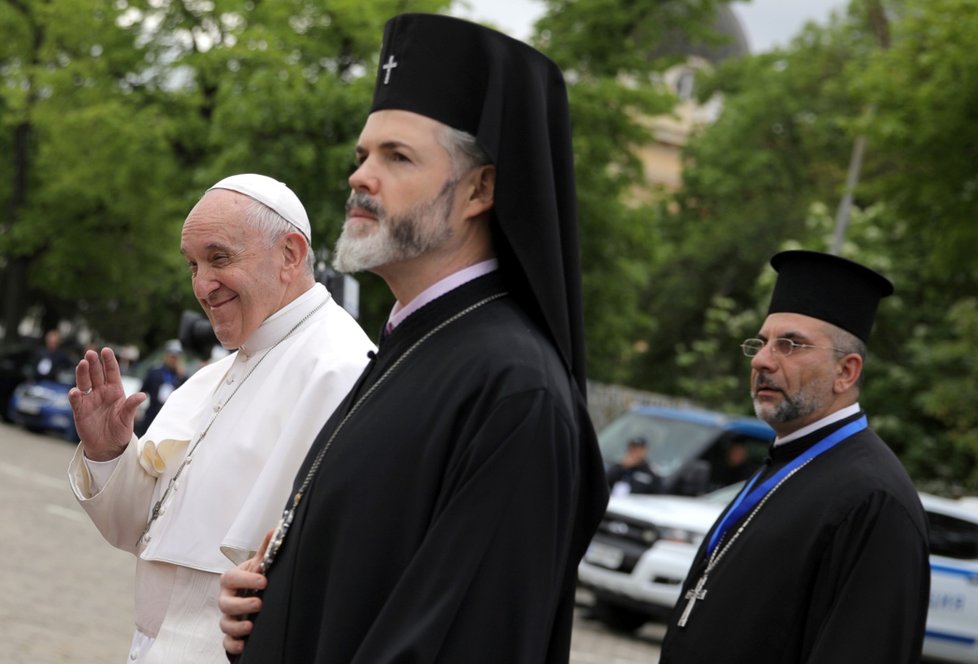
[53,392,71,409]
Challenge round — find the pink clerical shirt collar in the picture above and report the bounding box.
[386,259,499,333]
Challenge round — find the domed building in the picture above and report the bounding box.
[639,5,751,191]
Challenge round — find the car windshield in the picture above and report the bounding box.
[598,411,721,478]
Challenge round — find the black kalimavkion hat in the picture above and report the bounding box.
[768,250,894,342]
[368,13,588,393]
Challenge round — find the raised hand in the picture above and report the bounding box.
[68,347,147,460]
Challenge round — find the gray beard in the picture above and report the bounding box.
[333,178,458,274]
[752,375,832,425]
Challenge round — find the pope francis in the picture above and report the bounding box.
[66,174,374,663]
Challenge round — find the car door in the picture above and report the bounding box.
[924,505,978,663]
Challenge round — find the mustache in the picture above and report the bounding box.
[753,375,784,394]
[345,192,384,217]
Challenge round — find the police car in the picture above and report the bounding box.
[580,488,978,662]
[579,484,740,630]
[921,493,978,663]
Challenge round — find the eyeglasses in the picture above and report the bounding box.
[740,337,847,358]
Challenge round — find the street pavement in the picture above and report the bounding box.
[0,421,662,663]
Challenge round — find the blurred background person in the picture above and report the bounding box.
[135,339,186,436]
[606,436,660,495]
[33,328,73,382]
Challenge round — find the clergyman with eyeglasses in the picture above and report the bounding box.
[660,250,930,663]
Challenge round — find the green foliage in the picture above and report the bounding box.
[4,0,975,488]
[568,79,665,383]
[532,0,740,383]
[537,0,735,77]
[629,11,882,398]
[625,0,978,489]
[901,299,978,487]
[856,0,978,281]
[0,0,448,347]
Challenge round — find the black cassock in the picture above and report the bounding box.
[659,411,930,663]
[240,272,608,663]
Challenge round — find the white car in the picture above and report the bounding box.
[579,484,739,631]
[921,493,978,663]
[579,487,978,663]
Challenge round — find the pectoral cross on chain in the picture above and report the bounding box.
[677,573,708,628]
[382,55,398,85]
[259,495,300,574]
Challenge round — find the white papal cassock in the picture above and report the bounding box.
[68,283,374,663]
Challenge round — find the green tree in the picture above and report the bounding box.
[855,0,978,489]
[0,0,449,348]
[115,0,449,340]
[632,8,882,401]
[629,0,978,489]
[533,0,740,383]
[0,0,190,344]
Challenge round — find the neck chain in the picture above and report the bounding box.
[137,298,327,546]
[676,458,813,628]
[259,291,507,574]
[677,414,868,628]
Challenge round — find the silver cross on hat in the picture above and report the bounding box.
[382,54,398,85]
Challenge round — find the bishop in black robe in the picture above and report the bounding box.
[240,271,604,662]
[226,14,610,661]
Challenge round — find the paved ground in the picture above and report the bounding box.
[0,421,662,663]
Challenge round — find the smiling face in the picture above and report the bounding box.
[749,312,862,436]
[180,190,290,349]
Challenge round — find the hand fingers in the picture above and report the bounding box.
[221,565,267,594]
[74,356,93,394]
[77,350,105,392]
[123,393,148,422]
[86,349,108,391]
[242,529,275,573]
[223,632,247,656]
[257,529,274,560]
[219,591,262,619]
[70,354,102,413]
[100,347,123,386]
[218,567,263,641]
[67,387,88,412]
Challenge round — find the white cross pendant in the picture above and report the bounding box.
[677,573,708,628]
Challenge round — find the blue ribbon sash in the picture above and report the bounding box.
[706,415,869,557]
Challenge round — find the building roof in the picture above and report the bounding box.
[650,6,751,64]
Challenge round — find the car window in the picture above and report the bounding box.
[598,412,720,478]
[927,510,978,559]
[700,432,769,491]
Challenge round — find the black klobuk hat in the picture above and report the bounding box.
[768,250,894,342]
[368,13,587,392]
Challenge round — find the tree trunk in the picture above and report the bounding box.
[2,120,33,342]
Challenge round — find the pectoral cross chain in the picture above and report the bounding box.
[260,494,300,574]
[677,573,708,628]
